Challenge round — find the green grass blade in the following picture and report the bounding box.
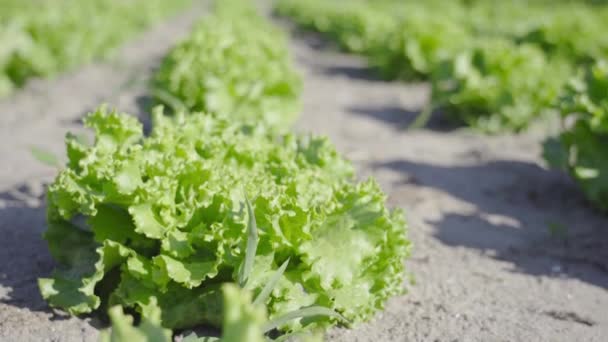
[151,87,187,113]
[408,105,433,130]
[262,306,349,333]
[253,258,290,306]
[30,146,61,168]
[238,195,259,288]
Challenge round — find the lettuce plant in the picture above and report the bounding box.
[367,12,470,81]
[544,60,608,211]
[39,107,409,333]
[431,39,570,133]
[153,1,301,134]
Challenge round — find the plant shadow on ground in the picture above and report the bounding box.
[0,183,106,329]
[0,183,222,337]
[0,184,60,315]
[371,158,608,289]
[300,41,388,82]
[134,94,155,135]
[283,24,385,82]
[347,105,459,132]
[347,105,419,129]
[320,64,384,82]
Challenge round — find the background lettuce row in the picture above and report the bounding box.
[0,0,192,98]
[544,60,608,212]
[274,0,608,133]
[276,0,608,75]
[431,39,570,133]
[274,0,466,80]
[152,0,301,134]
[274,0,399,56]
[36,0,409,337]
[367,11,470,81]
[39,107,409,332]
[100,300,172,342]
[467,1,608,63]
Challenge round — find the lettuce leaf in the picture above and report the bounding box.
[545,60,608,211]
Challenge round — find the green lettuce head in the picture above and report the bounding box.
[39,107,409,333]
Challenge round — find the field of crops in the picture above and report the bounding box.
[0,0,607,341]
[276,0,608,212]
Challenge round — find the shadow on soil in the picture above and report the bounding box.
[372,158,608,289]
[0,184,58,315]
[348,105,419,129]
[134,95,154,135]
[347,105,459,132]
[0,184,106,328]
[287,29,462,132]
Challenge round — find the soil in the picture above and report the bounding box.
[1,3,607,342]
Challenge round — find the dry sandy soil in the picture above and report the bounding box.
[1,3,607,342]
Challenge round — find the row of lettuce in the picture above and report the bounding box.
[38,1,410,341]
[151,1,301,134]
[0,0,192,97]
[275,0,608,212]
